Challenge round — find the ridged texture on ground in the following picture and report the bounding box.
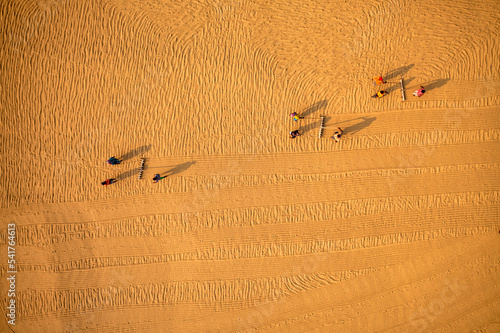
[0,0,499,332]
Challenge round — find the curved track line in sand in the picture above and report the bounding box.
[1,0,499,331]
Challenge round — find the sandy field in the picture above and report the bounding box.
[1,0,500,332]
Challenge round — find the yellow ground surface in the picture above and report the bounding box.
[1,0,500,332]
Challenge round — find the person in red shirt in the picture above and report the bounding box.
[101,178,117,187]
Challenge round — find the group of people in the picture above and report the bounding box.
[289,112,303,139]
[287,75,428,142]
[371,76,426,98]
[101,156,122,186]
[101,156,167,187]
[104,75,428,186]
[288,113,344,142]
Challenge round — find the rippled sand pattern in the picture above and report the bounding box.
[1,0,500,331]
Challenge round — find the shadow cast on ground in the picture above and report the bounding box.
[116,168,139,181]
[385,77,416,94]
[384,83,400,94]
[384,64,415,81]
[301,100,328,117]
[154,161,196,178]
[119,144,152,161]
[299,120,318,135]
[342,117,377,135]
[165,161,196,176]
[424,78,450,91]
[407,78,450,92]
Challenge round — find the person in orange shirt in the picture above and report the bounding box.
[372,76,386,85]
[371,90,387,98]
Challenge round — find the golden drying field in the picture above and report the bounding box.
[1,0,500,332]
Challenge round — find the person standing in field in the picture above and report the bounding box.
[289,130,301,139]
[101,178,117,187]
[153,174,167,182]
[331,127,344,142]
[289,112,304,121]
[371,90,387,98]
[413,86,425,97]
[372,76,386,85]
[107,156,122,165]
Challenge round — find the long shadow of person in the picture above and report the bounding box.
[299,113,333,135]
[423,78,450,91]
[384,64,415,81]
[116,168,140,181]
[406,78,450,92]
[342,117,377,135]
[119,144,152,161]
[301,100,328,118]
[300,115,335,135]
[165,161,196,176]
[385,77,416,94]
[299,119,321,135]
[153,161,196,180]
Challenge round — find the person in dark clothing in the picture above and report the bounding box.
[331,127,344,142]
[153,174,167,183]
[107,156,122,165]
[289,130,301,139]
